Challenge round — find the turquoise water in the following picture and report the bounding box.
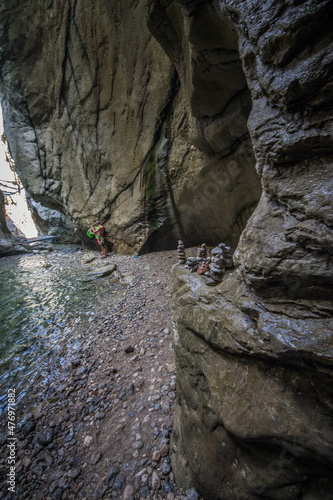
[0,248,110,415]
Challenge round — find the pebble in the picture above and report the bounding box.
[132,441,144,449]
[160,442,169,456]
[37,428,54,446]
[187,488,200,500]
[107,465,121,483]
[21,420,36,437]
[123,484,135,500]
[51,489,63,500]
[83,435,93,447]
[114,474,125,489]
[140,485,150,497]
[152,450,161,462]
[141,473,149,485]
[162,461,171,474]
[152,471,161,490]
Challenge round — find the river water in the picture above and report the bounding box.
[0,246,115,418]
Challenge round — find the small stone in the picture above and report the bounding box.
[71,358,81,368]
[68,467,81,480]
[83,435,93,447]
[187,489,200,500]
[161,462,171,475]
[107,465,121,483]
[64,430,75,442]
[37,428,54,446]
[22,457,32,468]
[134,476,141,491]
[162,481,175,495]
[123,484,135,500]
[141,473,149,485]
[125,346,135,354]
[135,468,147,478]
[127,384,134,395]
[51,489,63,500]
[114,474,125,489]
[133,441,144,449]
[21,420,36,437]
[152,450,161,462]
[152,471,161,490]
[160,443,169,456]
[91,451,102,465]
[75,366,87,377]
[140,485,150,498]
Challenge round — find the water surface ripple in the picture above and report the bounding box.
[0,248,108,415]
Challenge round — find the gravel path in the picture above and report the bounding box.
[0,249,201,500]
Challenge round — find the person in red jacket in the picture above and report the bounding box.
[90,220,108,258]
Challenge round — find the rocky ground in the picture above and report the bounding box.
[0,249,202,500]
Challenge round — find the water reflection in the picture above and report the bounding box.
[0,248,108,414]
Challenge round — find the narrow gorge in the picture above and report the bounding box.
[0,0,332,499]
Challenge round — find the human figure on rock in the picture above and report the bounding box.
[90,220,108,258]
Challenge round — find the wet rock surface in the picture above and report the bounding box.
[145,1,333,498]
[0,0,261,253]
[171,267,333,500]
[0,249,201,500]
[0,190,29,257]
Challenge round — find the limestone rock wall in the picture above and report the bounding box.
[0,0,261,254]
[0,190,28,255]
[26,195,80,244]
[164,0,333,499]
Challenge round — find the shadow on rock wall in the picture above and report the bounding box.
[0,0,261,254]
[149,0,333,499]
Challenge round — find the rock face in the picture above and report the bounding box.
[167,1,333,499]
[27,195,80,244]
[1,0,332,498]
[0,0,261,254]
[0,190,28,256]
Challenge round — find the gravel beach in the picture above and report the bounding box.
[0,249,201,500]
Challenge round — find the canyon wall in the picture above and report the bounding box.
[0,0,260,254]
[163,0,333,499]
[1,0,332,498]
[0,190,28,255]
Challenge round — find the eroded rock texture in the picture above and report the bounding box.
[0,0,260,253]
[166,0,333,499]
[27,195,80,244]
[0,190,28,255]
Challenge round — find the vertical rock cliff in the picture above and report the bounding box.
[160,1,333,499]
[1,0,332,498]
[0,0,261,253]
[0,190,28,255]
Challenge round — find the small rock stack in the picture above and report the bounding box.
[177,240,187,265]
[223,245,234,269]
[187,257,199,272]
[205,245,226,286]
[196,243,207,263]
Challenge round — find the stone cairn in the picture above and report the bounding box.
[196,243,210,274]
[219,243,233,269]
[182,242,233,278]
[196,243,207,263]
[186,243,209,272]
[204,243,233,286]
[177,240,187,265]
[187,256,199,272]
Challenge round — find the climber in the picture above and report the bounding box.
[90,220,108,258]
